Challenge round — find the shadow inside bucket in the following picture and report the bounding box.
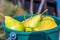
[28,32,51,40]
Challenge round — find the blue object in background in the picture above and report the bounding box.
[57,0,60,17]
[57,0,60,39]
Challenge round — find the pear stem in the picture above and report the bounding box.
[41,9,48,16]
[0,14,5,17]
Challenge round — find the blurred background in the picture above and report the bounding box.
[0,0,59,40]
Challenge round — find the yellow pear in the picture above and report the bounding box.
[42,16,55,22]
[23,14,42,28]
[5,16,24,31]
[23,9,48,28]
[22,9,48,32]
[25,27,33,32]
[34,20,57,31]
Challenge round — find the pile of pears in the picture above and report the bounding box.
[23,15,57,32]
[1,9,57,32]
[3,13,57,32]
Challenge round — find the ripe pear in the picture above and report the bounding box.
[34,20,57,31]
[23,14,42,28]
[22,14,46,28]
[42,16,55,22]
[5,16,24,31]
[23,9,48,32]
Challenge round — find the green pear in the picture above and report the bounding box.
[23,14,42,28]
[22,9,48,28]
[34,19,57,31]
[5,16,24,31]
[22,9,48,32]
[42,16,55,22]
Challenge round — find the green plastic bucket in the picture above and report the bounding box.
[2,14,60,40]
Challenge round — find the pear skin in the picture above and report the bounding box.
[42,16,55,22]
[23,14,42,28]
[34,20,57,31]
[25,27,33,32]
[5,16,24,31]
[23,9,48,28]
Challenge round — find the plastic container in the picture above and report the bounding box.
[2,14,60,40]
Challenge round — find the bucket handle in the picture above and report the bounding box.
[7,32,16,40]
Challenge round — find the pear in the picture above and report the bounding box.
[42,16,55,22]
[34,20,57,31]
[23,9,48,28]
[5,16,24,31]
[23,14,42,28]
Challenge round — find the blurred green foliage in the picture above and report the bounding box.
[0,2,21,16]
